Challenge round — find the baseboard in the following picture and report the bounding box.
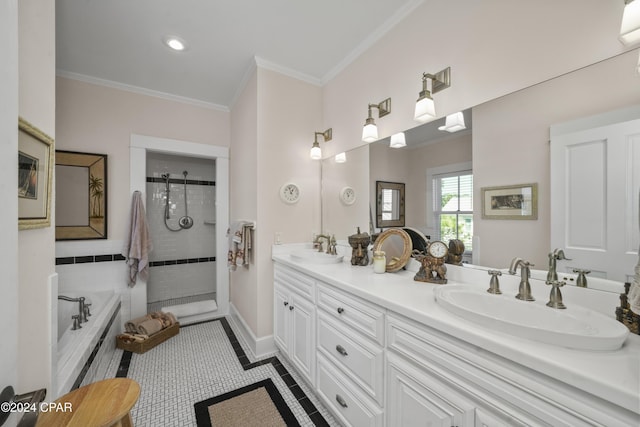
[228,302,276,359]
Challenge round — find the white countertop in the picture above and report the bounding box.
[272,244,640,415]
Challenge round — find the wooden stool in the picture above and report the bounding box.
[36,378,140,427]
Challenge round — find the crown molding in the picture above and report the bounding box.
[322,0,424,85]
[56,70,230,112]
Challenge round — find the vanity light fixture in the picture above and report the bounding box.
[389,132,406,148]
[438,112,466,133]
[414,67,451,123]
[362,98,392,143]
[620,0,640,45]
[335,152,347,163]
[164,35,188,51]
[309,128,333,160]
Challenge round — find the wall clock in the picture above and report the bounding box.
[340,186,356,205]
[279,182,301,204]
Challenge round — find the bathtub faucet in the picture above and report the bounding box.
[58,295,87,324]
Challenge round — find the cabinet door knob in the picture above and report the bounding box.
[337,307,344,314]
[289,305,294,311]
[283,301,289,306]
[335,394,348,408]
[335,345,348,356]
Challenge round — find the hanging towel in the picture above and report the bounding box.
[629,190,640,314]
[227,221,253,271]
[122,191,153,287]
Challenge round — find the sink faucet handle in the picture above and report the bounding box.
[572,269,590,288]
[545,279,567,309]
[487,270,502,295]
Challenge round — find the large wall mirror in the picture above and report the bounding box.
[55,150,108,240]
[321,50,640,284]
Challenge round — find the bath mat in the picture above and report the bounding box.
[194,378,300,427]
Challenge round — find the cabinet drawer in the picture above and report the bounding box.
[274,264,315,300]
[317,284,384,345]
[317,354,383,427]
[317,313,384,405]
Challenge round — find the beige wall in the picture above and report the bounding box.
[17,0,56,394]
[56,77,230,240]
[322,0,627,158]
[229,70,259,334]
[254,68,323,337]
[473,49,640,269]
[229,66,323,341]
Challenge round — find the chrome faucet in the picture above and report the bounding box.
[313,234,331,253]
[508,257,535,301]
[58,295,87,324]
[546,248,571,282]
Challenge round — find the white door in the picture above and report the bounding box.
[551,115,640,281]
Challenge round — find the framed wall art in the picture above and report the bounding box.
[55,150,108,240]
[481,183,538,220]
[18,117,54,230]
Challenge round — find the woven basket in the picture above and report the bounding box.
[616,283,640,335]
[116,322,180,354]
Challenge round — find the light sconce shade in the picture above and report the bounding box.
[362,98,391,143]
[620,0,640,45]
[335,152,347,163]
[309,128,332,160]
[414,67,451,123]
[390,132,406,148]
[438,112,466,133]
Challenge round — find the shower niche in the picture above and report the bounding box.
[145,152,217,308]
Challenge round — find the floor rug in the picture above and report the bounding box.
[194,378,301,427]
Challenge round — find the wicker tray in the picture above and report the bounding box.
[116,322,180,354]
[616,283,639,335]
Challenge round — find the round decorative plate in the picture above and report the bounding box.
[372,228,412,272]
[340,186,356,205]
[279,182,301,204]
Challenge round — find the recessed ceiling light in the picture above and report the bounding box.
[163,36,187,51]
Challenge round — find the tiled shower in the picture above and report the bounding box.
[145,152,217,307]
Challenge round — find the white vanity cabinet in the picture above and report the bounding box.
[387,313,638,427]
[271,254,640,427]
[273,264,316,385]
[315,283,386,427]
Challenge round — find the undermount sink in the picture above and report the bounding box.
[290,249,344,264]
[434,285,629,351]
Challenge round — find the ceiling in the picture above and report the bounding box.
[56,0,421,110]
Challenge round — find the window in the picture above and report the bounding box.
[433,171,473,250]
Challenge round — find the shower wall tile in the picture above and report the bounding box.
[147,262,216,303]
[145,153,217,304]
[146,182,216,261]
[146,152,216,182]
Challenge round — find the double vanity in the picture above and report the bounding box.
[272,244,640,427]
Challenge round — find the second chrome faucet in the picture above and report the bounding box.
[508,257,535,301]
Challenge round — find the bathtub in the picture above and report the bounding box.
[56,290,121,398]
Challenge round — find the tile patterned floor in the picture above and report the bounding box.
[104,317,340,426]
